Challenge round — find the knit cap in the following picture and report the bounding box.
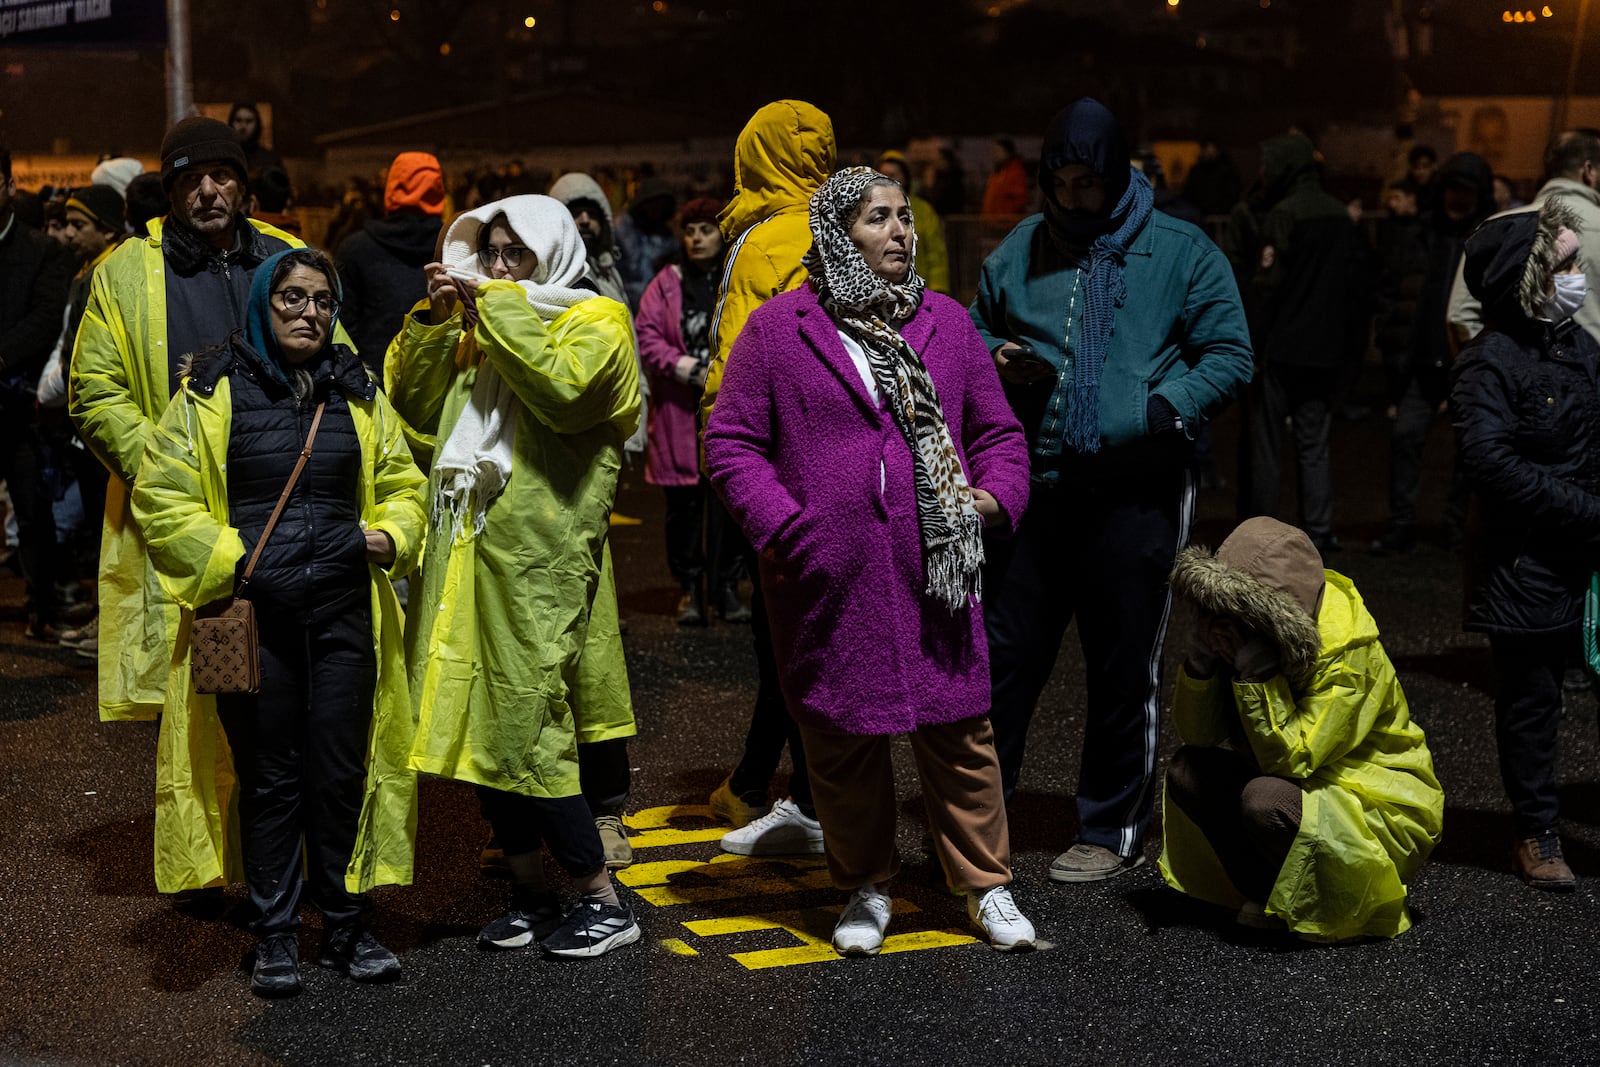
[65,184,126,234]
[89,157,143,197]
[160,116,249,192]
[681,196,724,227]
[385,151,445,216]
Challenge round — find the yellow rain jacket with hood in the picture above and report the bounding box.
[698,100,835,436]
[1162,517,1444,941]
[129,333,427,895]
[69,216,335,722]
[388,195,640,799]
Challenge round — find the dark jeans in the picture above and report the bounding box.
[1489,632,1571,836]
[984,463,1193,857]
[215,586,374,935]
[662,481,745,591]
[728,546,813,814]
[1248,364,1339,539]
[476,787,605,878]
[1165,745,1303,903]
[1,396,57,623]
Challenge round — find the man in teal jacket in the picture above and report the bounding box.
[970,98,1252,883]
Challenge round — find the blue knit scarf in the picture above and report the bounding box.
[1052,167,1153,453]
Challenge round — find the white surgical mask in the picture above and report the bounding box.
[1543,272,1586,322]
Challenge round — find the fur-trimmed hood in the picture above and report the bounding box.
[1464,198,1583,329]
[1171,517,1326,680]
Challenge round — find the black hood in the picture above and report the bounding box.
[1260,134,1320,205]
[365,213,442,262]
[1430,152,1494,235]
[1039,98,1132,209]
[1463,199,1582,333]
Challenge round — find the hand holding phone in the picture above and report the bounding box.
[997,342,1054,385]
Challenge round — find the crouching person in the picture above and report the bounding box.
[1160,517,1443,941]
[131,248,428,996]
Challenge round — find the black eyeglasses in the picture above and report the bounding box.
[478,245,530,269]
[273,288,339,317]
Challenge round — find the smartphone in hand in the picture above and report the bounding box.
[1007,344,1052,372]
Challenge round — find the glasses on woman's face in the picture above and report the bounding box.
[273,288,339,317]
[478,245,530,270]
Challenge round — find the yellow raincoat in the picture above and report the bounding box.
[129,358,427,894]
[68,217,333,721]
[388,285,640,798]
[1160,571,1444,941]
[699,100,835,436]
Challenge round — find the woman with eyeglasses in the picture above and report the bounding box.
[389,195,644,959]
[132,247,428,997]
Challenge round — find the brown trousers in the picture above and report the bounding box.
[798,715,1012,894]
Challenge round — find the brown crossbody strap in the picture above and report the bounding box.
[239,400,327,586]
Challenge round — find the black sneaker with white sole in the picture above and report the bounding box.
[477,890,563,950]
[540,900,641,959]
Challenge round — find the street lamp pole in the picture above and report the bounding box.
[166,0,193,126]
[1553,0,1592,136]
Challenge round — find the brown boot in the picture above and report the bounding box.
[1513,833,1576,891]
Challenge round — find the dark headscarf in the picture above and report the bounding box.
[1037,99,1155,453]
[244,248,342,381]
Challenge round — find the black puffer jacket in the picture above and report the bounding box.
[187,335,374,617]
[335,213,441,378]
[1450,202,1600,635]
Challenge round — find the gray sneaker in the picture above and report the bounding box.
[1048,842,1147,883]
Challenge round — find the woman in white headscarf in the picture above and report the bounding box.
[385,195,643,959]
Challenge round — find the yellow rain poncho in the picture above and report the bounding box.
[388,280,640,799]
[129,353,427,893]
[1162,521,1444,942]
[69,217,331,722]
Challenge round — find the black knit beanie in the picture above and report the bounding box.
[65,183,126,233]
[160,116,249,193]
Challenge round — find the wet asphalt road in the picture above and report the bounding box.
[2,394,1598,1066]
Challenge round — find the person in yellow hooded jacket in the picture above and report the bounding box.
[695,100,838,856]
[388,194,644,959]
[70,117,341,725]
[1160,517,1443,942]
[132,248,426,997]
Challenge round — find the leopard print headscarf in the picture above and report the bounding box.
[802,167,983,613]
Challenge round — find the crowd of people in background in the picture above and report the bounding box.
[1,93,1597,998]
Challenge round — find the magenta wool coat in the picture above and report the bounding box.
[704,283,1030,736]
[635,264,701,487]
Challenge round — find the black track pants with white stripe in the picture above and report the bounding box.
[983,460,1195,859]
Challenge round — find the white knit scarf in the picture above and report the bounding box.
[434,195,590,541]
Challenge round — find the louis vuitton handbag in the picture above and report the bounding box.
[190,401,327,694]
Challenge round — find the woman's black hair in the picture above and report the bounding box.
[269,247,339,298]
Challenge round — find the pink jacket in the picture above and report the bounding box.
[704,283,1029,736]
[635,264,701,487]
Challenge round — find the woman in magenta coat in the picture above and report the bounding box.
[704,167,1035,957]
[636,197,750,625]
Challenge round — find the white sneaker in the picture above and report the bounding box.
[832,886,892,956]
[968,885,1036,951]
[719,797,824,856]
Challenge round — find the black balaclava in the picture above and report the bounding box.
[1039,98,1133,247]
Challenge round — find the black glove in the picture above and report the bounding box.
[1147,394,1184,436]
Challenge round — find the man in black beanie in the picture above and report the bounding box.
[68,115,321,735]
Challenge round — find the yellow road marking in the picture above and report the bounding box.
[621,804,984,968]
